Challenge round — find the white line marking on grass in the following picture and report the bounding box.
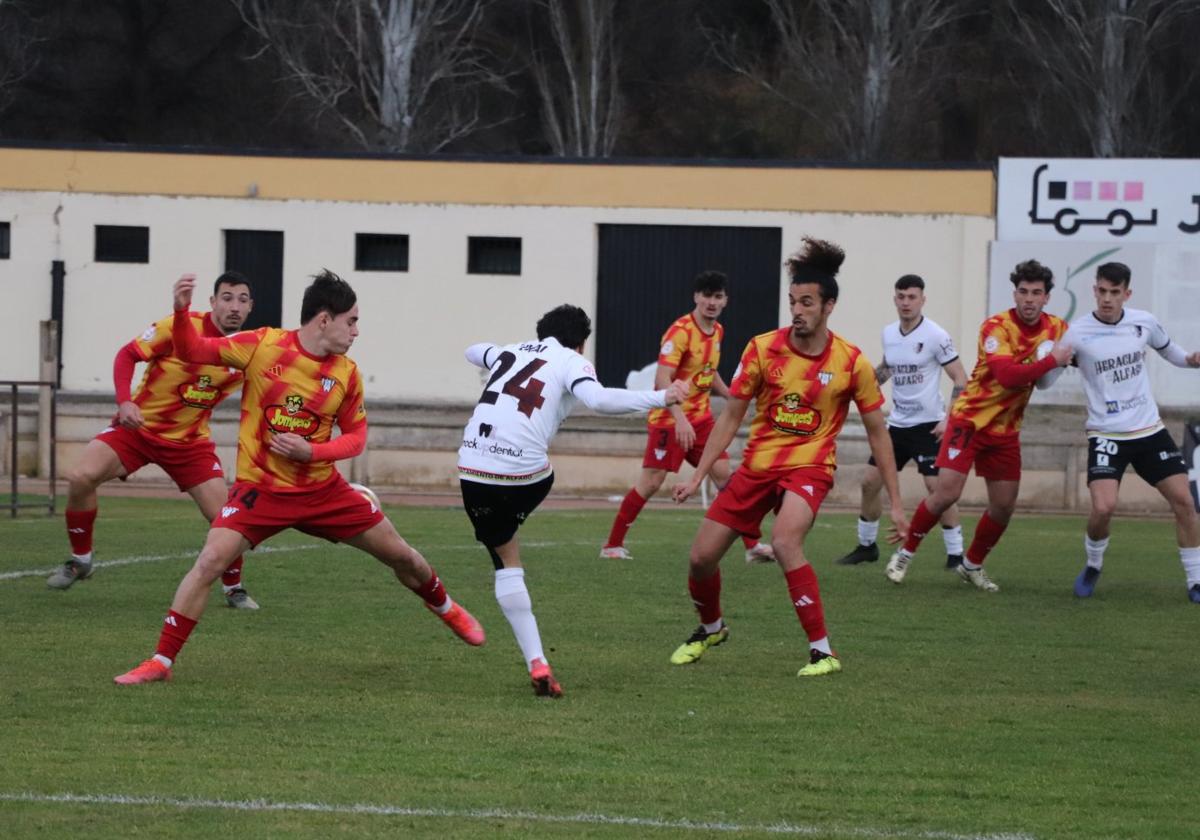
[0,792,1036,840]
[0,544,323,582]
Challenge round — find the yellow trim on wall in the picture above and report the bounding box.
[0,147,994,216]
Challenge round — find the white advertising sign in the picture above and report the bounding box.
[987,241,1200,407]
[997,158,1200,243]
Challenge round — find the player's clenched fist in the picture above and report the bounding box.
[173,274,197,312]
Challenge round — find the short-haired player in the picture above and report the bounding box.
[835,274,968,569]
[1067,261,1200,602]
[885,259,1072,591]
[113,271,485,685]
[459,304,687,697]
[600,270,774,564]
[49,272,260,609]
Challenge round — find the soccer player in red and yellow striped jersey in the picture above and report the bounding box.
[885,259,1072,592]
[669,238,909,678]
[601,271,772,563]
[49,273,259,608]
[114,271,485,686]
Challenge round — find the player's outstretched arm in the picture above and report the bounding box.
[1154,340,1200,369]
[672,397,749,504]
[862,408,909,543]
[655,362,695,449]
[573,378,675,415]
[465,343,499,369]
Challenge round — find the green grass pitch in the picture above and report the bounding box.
[1,496,1197,839]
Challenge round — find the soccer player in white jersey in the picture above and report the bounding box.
[457,305,688,697]
[836,275,968,568]
[1067,262,1200,602]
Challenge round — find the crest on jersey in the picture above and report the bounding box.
[915,342,924,353]
[265,394,320,438]
[767,393,821,436]
[178,374,220,408]
[321,376,336,392]
[818,370,833,386]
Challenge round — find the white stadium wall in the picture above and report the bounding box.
[0,147,995,407]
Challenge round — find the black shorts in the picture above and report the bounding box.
[1086,429,1188,486]
[867,421,940,477]
[460,474,555,556]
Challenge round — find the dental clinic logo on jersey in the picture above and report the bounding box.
[693,362,716,391]
[768,393,821,436]
[178,374,219,408]
[265,394,320,438]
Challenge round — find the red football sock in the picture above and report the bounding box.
[784,564,827,643]
[414,571,449,610]
[902,500,940,554]
[965,512,1008,566]
[221,556,244,588]
[687,569,722,625]
[742,536,759,550]
[65,508,97,556]
[604,489,647,548]
[155,609,198,662]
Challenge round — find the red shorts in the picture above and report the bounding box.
[212,475,385,548]
[95,424,223,492]
[643,415,729,472]
[704,465,833,540]
[934,417,1022,482]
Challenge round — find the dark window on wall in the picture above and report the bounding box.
[356,233,409,271]
[95,225,150,263]
[468,236,521,275]
[0,222,9,259]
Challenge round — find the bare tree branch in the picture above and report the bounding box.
[1004,0,1200,156]
[233,0,507,152]
[708,0,963,160]
[528,0,622,157]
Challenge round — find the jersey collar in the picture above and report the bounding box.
[898,316,925,337]
[1090,309,1126,327]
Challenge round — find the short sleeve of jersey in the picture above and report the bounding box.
[933,325,958,365]
[852,353,885,414]
[657,323,689,368]
[729,339,763,400]
[131,316,174,362]
[216,328,268,369]
[336,367,368,433]
[565,350,597,392]
[1146,313,1171,350]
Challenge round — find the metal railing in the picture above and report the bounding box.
[2,380,57,517]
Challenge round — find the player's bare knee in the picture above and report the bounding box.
[193,549,232,582]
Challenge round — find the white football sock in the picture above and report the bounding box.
[1179,545,1200,586]
[1085,535,1109,570]
[810,636,832,655]
[494,568,544,668]
[856,517,879,547]
[941,525,964,556]
[701,619,724,634]
[152,654,172,667]
[72,552,93,564]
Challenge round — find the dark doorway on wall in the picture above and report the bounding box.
[224,230,284,329]
[595,224,783,387]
